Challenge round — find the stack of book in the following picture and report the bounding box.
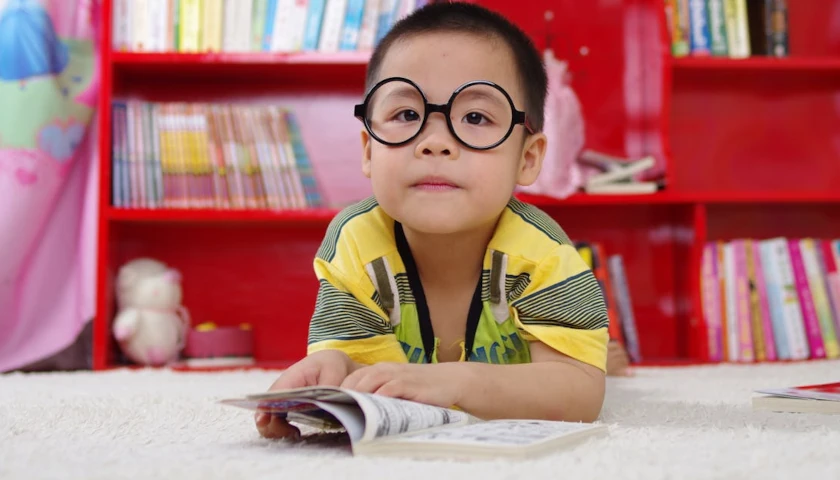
[110,100,322,210]
[576,242,643,364]
[701,238,840,363]
[664,0,789,58]
[112,0,428,54]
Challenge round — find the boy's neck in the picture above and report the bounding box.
[401,220,498,288]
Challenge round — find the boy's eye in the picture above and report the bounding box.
[463,112,490,125]
[395,109,421,122]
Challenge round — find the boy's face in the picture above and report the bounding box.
[360,32,546,236]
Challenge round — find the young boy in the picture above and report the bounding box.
[256,2,609,439]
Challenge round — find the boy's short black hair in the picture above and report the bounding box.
[366,1,548,133]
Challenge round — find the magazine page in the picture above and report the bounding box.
[379,419,605,448]
[343,390,475,443]
[308,400,367,442]
[756,382,840,402]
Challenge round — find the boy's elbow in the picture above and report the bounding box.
[546,370,605,423]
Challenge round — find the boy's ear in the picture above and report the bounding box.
[516,132,547,186]
[361,129,372,178]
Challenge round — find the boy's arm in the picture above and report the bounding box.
[340,343,604,422]
[443,341,605,422]
[341,244,609,422]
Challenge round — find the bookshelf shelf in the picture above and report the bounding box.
[671,56,840,72]
[106,207,340,224]
[111,51,372,66]
[110,52,371,86]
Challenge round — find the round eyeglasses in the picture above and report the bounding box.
[353,77,535,150]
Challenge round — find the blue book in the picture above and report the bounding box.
[759,241,792,360]
[687,0,710,55]
[111,101,126,207]
[302,0,327,51]
[339,0,366,50]
[374,0,398,46]
[285,112,322,207]
[261,0,277,51]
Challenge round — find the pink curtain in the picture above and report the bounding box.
[0,0,99,372]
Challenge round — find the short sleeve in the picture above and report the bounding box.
[306,257,408,365]
[510,244,609,372]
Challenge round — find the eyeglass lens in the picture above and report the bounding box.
[365,80,514,148]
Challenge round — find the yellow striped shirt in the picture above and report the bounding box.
[306,196,609,372]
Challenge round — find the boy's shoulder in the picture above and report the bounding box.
[490,197,575,262]
[316,196,396,265]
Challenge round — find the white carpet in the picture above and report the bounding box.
[2,360,840,480]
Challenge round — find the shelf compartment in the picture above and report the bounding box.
[535,203,698,360]
[104,221,327,366]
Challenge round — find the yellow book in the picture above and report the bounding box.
[179,0,202,52]
[744,240,766,361]
[201,0,224,52]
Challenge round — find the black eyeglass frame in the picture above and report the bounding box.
[353,76,536,151]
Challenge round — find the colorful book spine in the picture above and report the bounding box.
[722,242,738,361]
[664,0,690,57]
[732,240,754,362]
[302,0,327,51]
[723,0,750,58]
[757,240,790,360]
[800,238,840,358]
[339,0,367,50]
[701,242,724,361]
[750,240,776,361]
[706,0,728,56]
[788,239,826,359]
[765,0,789,57]
[822,240,840,336]
[687,0,711,55]
[607,255,642,363]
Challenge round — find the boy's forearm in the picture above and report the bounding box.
[442,361,605,422]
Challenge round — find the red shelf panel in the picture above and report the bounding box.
[107,207,340,223]
[110,52,371,88]
[692,191,840,204]
[111,51,371,66]
[105,190,840,226]
[671,56,840,72]
[520,191,693,206]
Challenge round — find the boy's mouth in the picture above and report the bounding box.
[412,176,460,191]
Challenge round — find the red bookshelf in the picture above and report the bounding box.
[94,0,840,370]
[671,56,840,72]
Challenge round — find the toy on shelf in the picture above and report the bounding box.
[112,258,190,366]
[182,322,255,367]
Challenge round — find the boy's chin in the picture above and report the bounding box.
[396,212,494,237]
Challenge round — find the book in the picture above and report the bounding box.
[220,386,608,460]
[753,381,840,414]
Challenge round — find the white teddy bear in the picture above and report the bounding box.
[112,258,190,366]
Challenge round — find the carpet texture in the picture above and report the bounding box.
[2,360,840,479]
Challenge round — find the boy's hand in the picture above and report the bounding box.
[255,349,358,439]
[340,362,464,409]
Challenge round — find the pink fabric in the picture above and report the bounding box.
[0,0,99,372]
[517,50,585,199]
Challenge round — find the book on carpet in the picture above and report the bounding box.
[753,381,840,414]
[220,386,607,460]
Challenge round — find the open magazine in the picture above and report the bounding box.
[753,381,840,414]
[220,386,607,460]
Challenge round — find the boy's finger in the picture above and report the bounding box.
[259,415,301,440]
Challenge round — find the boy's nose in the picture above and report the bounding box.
[415,116,457,159]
